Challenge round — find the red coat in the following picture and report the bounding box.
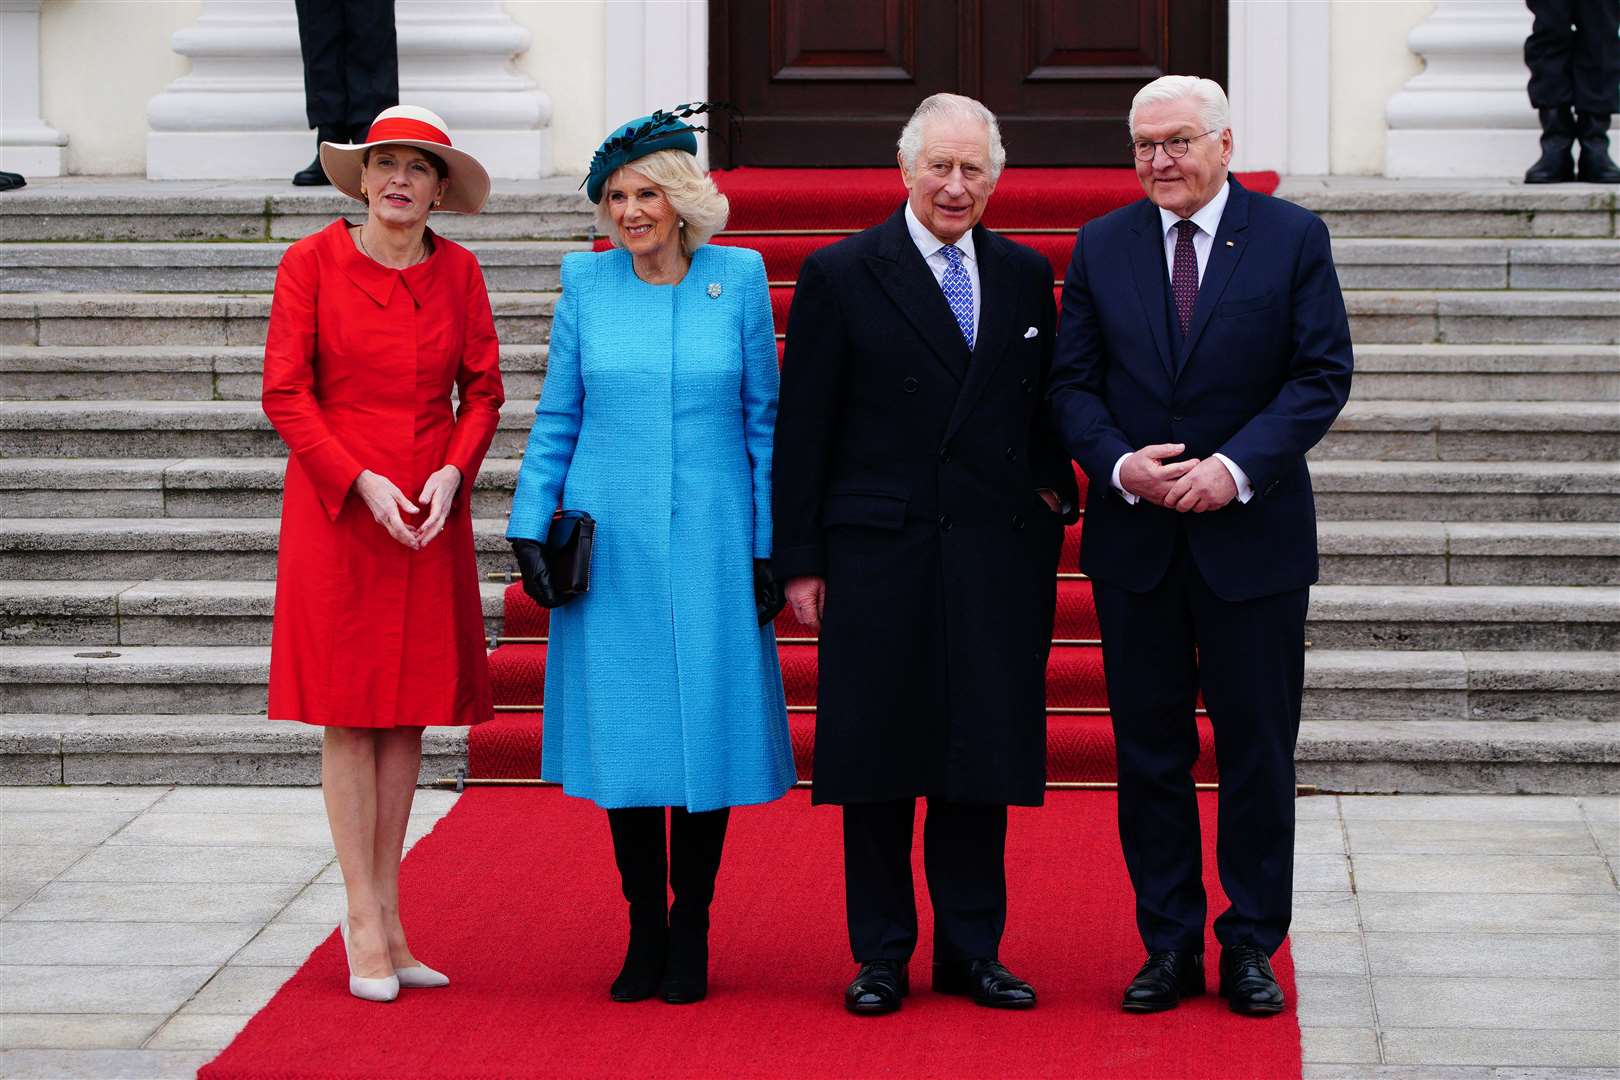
[263,219,504,728]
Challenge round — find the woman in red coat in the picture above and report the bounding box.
[262,105,504,1002]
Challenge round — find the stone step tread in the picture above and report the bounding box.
[7,456,1619,495]
[2,713,1612,764]
[0,176,588,212]
[0,291,558,317]
[1330,237,1620,263]
[1275,178,1619,212]
[0,579,508,616]
[1350,343,1620,373]
[0,342,547,372]
[1344,290,1620,317]
[0,241,585,267]
[4,398,1612,433]
[3,578,1612,622]
[2,644,1614,690]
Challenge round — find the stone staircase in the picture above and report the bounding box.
[0,177,1616,791]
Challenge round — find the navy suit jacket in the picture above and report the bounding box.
[1048,176,1353,602]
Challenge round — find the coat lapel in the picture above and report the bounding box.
[1126,201,1175,383]
[330,218,401,308]
[944,224,1014,440]
[864,206,971,384]
[1176,177,1251,377]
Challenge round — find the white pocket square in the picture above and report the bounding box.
[1023,326,1038,339]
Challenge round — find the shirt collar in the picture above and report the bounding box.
[1158,177,1231,241]
[905,200,976,264]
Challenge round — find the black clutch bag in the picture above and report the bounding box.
[542,509,595,605]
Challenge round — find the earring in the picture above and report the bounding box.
[678,218,686,228]
[433,199,441,207]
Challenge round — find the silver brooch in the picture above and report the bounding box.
[707,282,722,299]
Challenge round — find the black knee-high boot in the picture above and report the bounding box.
[662,806,730,1003]
[606,807,668,1002]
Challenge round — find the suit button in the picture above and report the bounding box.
[1020,377,1033,394]
[939,447,952,464]
[1011,514,1025,529]
[1172,414,1184,422]
[938,514,953,532]
[903,377,919,394]
[1005,447,1018,462]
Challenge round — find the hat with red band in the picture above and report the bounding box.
[319,105,492,215]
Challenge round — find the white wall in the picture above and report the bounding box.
[1330,0,1434,175]
[505,0,605,175]
[40,0,200,175]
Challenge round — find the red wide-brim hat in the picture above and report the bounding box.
[320,105,492,215]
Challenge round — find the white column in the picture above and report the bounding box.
[1228,0,1331,175]
[1385,0,1617,178]
[602,1,709,166]
[0,0,67,176]
[146,0,552,180]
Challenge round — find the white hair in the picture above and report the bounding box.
[897,93,1007,181]
[593,148,730,256]
[1128,76,1231,136]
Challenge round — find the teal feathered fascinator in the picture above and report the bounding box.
[582,102,730,203]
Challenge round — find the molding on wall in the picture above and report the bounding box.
[1228,0,1331,174]
[0,0,67,176]
[603,1,709,168]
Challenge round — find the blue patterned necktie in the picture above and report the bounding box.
[940,243,974,350]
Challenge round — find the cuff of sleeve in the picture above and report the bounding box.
[1111,452,1140,505]
[1213,452,1254,504]
[297,437,364,522]
[771,543,825,583]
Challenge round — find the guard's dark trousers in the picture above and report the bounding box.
[843,799,1008,964]
[1093,530,1308,956]
[1526,0,1620,113]
[294,0,399,134]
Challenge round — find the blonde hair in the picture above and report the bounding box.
[593,149,729,256]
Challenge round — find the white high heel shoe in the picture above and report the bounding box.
[396,962,450,989]
[339,917,399,1003]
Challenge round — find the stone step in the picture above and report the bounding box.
[0,178,595,243]
[3,518,1611,589]
[0,344,551,402]
[0,241,584,294]
[5,397,1613,461]
[4,579,1612,651]
[0,580,509,647]
[0,518,523,581]
[1345,290,1619,346]
[0,292,556,347]
[1310,460,1620,523]
[0,712,1611,792]
[1332,238,1620,291]
[1276,178,1618,239]
[1315,400,1619,463]
[1348,344,1620,402]
[9,456,1619,523]
[3,645,1613,722]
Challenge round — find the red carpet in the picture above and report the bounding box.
[201,788,1301,1080]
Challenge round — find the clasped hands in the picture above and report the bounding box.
[354,465,461,549]
[1119,442,1236,513]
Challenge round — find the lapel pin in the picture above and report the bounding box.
[1225,240,1235,247]
[707,282,723,299]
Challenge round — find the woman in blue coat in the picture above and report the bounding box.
[506,106,795,1005]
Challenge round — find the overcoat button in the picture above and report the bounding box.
[1019,377,1033,393]
[1172,414,1184,422]
[939,447,952,464]
[938,514,953,532]
[1005,447,1018,462]
[903,377,919,393]
[1011,514,1025,529]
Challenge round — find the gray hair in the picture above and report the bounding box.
[1128,76,1231,136]
[897,93,1007,181]
[593,148,730,256]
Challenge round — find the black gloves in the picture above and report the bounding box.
[754,559,786,627]
[511,539,564,609]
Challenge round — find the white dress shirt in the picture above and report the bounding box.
[1111,178,1254,506]
[904,201,980,344]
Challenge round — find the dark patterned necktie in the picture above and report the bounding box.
[1171,218,1199,335]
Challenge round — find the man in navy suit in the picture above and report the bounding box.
[1048,76,1353,1016]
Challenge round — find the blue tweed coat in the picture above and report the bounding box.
[506,244,795,812]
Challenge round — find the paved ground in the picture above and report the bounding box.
[0,788,1616,1079]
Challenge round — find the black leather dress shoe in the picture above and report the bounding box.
[932,959,1036,1009]
[1219,943,1285,1016]
[1121,950,1204,1012]
[844,960,909,1015]
[292,126,348,186]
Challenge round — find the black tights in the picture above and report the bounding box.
[606,807,730,931]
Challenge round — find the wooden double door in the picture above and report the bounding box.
[709,0,1226,168]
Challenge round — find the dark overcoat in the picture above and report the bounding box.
[772,206,1080,807]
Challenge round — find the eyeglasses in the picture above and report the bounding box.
[1130,130,1218,162]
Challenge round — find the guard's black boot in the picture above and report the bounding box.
[661,807,729,1004]
[1576,112,1620,183]
[606,808,668,1002]
[292,126,345,186]
[1525,107,1576,183]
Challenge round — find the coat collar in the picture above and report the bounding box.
[323,218,442,308]
[1176,175,1251,373]
[943,222,1015,440]
[866,205,972,383]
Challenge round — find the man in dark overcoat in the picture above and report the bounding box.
[773,93,1080,1015]
[1048,75,1352,1016]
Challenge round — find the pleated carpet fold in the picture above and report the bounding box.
[201,789,1300,1080]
